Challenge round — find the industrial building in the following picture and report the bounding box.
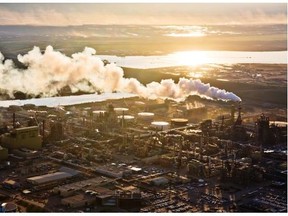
[27,167,79,185]
[0,146,8,160]
[2,179,20,189]
[61,194,96,208]
[149,176,169,186]
[1,126,42,150]
[0,95,286,213]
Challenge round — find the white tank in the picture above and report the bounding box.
[138,112,155,121]
[151,121,170,130]
[117,115,135,122]
[114,108,129,114]
[92,110,106,117]
[1,202,17,212]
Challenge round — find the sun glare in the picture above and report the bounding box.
[172,51,209,67]
[189,72,203,79]
[165,32,206,37]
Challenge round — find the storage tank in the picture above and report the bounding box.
[65,111,73,117]
[151,121,170,130]
[117,115,135,122]
[92,110,106,117]
[171,118,188,127]
[82,107,92,117]
[1,202,18,212]
[137,112,155,121]
[114,108,129,114]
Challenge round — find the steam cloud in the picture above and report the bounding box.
[0,46,241,102]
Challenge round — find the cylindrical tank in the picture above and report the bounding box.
[82,107,92,117]
[171,118,188,127]
[65,111,73,116]
[151,121,170,130]
[1,202,17,212]
[138,112,155,121]
[114,108,129,114]
[117,115,135,122]
[92,110,106,117]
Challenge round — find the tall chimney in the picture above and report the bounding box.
[13,112,16,128]
[231,105,235,124]
[42,120,45,142]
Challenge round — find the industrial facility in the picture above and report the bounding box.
[0,95,286,213]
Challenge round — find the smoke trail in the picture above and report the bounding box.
[0,46,241,102]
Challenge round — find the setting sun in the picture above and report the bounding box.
[172,51,210,66]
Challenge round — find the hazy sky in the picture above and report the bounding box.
[0,3,286,26]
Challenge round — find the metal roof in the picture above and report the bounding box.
[27,172,73,185]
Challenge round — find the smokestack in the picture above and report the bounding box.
[12,112,15,128]
[231,105,235,124]
[42,120,45,143]
[122,110,124,128]
[234,103,242,126]
[200,136,203,161]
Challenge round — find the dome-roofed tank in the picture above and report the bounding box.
[151,121,170,130]
[171,118,188,127]
[114,107,129,114]
[138,112,155,121]
[1,202,18,212]
[117,115,135,122]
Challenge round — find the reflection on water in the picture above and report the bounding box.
[157,25,241,37]
[99,51,287,69]
[0,92,136,108]
[171,51,208,66]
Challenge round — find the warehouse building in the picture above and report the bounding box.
[149,177,169,186]
[27,167,79,185]
[61,194,95,208]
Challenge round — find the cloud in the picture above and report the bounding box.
[0,7,75,26]
[0,45,241,102]
[0,3,286,26]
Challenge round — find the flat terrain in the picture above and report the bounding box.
[123,63,287,110]
[0,24,286,58]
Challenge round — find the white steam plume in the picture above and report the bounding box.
[0,46,241,102]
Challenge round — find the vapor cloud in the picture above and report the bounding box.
[0,46,241,102]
